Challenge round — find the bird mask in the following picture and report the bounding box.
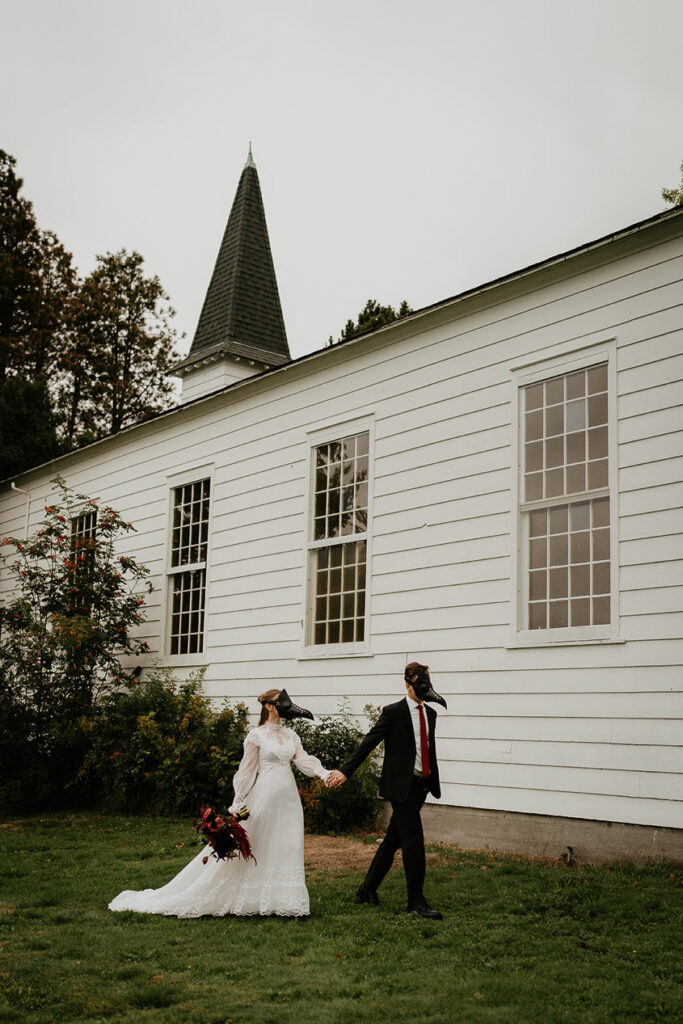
[271,689,314,721]
[405,667,447,709]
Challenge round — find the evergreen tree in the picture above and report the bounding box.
[0,374,58,479]
[662,160,683,207]
[328,298,413,346]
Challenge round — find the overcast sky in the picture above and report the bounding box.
[3,0,683,361]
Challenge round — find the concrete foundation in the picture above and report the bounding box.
[415,804,683,867]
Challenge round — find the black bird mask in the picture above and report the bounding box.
[405,667,447,709]
[271,689,314,721]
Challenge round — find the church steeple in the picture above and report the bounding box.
[173,147,290,400]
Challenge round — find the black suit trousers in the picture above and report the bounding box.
[363,774,429,908]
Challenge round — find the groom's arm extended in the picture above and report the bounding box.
[337,707,391,782]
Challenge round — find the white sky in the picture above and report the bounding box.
[3,0,683,360]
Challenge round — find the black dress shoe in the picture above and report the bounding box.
[356,884,380,905]
[409,903,443,920]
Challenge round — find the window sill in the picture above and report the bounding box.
[298,647,374,661]
[159,653,209,667]
[506,637,625,650]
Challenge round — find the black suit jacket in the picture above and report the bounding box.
[340,698,441,803]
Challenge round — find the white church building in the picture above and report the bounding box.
[2,152,682,863]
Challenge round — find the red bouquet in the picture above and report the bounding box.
[193,804,256,865]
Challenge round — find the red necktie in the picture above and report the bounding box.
[417,704,430,778]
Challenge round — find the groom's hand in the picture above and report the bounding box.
[326,770,347,788]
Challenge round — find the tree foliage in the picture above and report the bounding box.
[0,477,153,807]
[662,160,683,207]
[327,298,413,347]
[0,149,182,473]
[0,374,59,479]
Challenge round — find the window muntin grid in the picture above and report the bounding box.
[70,511,97,607]
[524,363,608,502]
[313,540,366,645]
[169,568,206,655]
[171,479,210,567]
[521,362,611,632]
[527,498,610,628]
[314,433,369,540]
[309,430,369,646]
[168,478,210,655]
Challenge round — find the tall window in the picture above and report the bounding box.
[70,510,97,610]
[168,479,210,655]
[521,363,610,630]
[308,431,369,646]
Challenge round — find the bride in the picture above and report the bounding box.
[108,688,330,918]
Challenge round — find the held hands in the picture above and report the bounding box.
[326,770,347,789]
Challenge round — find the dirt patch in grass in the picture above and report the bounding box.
[303,834,456,870]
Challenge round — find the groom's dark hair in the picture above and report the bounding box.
[405,661,428,682]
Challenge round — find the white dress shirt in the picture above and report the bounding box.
[406,695,427,775]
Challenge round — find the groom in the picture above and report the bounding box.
[326,662,446,920]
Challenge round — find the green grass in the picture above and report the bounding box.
[0,814,681,1023]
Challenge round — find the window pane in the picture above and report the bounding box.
[525,410,543,442]
[593,562,610,595]
[549,600,568,628]
[593,527,610,561]
[571,531,590,564]
[593,497,610,528]
[529,570,547,601]
[549,506,568,534]
[525,472,543,501]
[571,598,590,626]
[587,364,608,394]
[529,509,547,537]
[545,437,564,468]
[525,442,543,472]
[566,371,585,400]
[588,459,608,489]
[592,597,610,625]
[530,538,547,569]
[588,393,608,427]
[546,468,564,497]
[549,533,568,566]
[588,426,608,461]
[545,377,564,405]
[571,503,590,530]
[545,405,564,436]
[570,564,590,596]
[566,400,586,432]
[566,463,586,494]
[529,603,546,629]
[566,431,586,464]
[525,383,544,410]
[549,567,568,599]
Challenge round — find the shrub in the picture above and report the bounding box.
[292,700,382,834]
[75,666,248,815]
[0,476,152,811]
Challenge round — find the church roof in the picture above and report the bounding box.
[174,147,290,373]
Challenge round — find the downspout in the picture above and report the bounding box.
[10,482,32,540]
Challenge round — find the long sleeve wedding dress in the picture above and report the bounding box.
[108,723,329,918]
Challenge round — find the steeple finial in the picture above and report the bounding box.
[245,142,255,169]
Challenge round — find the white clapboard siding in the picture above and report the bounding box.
[1,214,682,832]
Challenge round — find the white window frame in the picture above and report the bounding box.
[299,414,375,659]
[160,462,215,666]
[509,339,621,647]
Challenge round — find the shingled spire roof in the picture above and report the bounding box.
[174,147,290,373]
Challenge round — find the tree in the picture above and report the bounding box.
[0,374,59,479]
[0,477,153,806]
[56,250,181,443]
[327,298,413,346]
[0,150,75,384]
[662,160,683,207]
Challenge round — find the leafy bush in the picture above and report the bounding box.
[0,476,152,811]
[292,700,382,834]
[75,666,248,815]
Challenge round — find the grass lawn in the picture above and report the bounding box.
[0,814,681,1024]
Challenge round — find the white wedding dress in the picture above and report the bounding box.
[108,723,329,918]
